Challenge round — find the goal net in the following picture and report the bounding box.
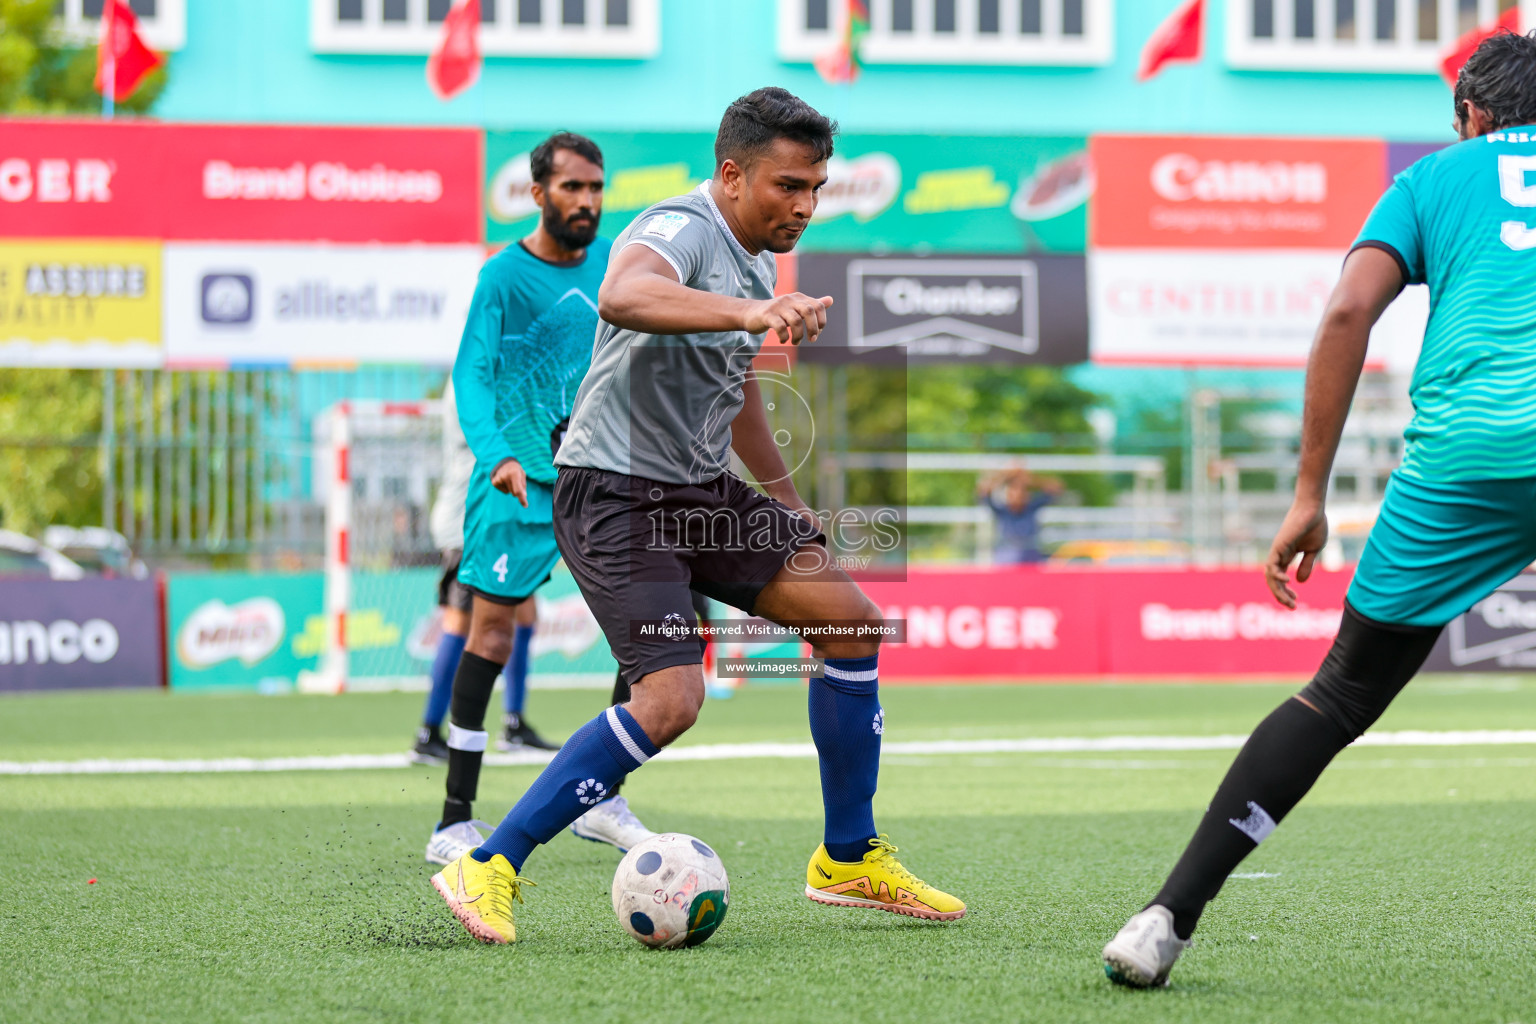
[303,400,445,692]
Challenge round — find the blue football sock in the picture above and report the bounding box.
[422,630,466,729]
[504,624,534,716]
[809,654,882,863]
[472,705,659,870]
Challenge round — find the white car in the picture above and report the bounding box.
[0,530,86,580]
[41,526,148,578]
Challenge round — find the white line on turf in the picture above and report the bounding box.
[2,729,1536,776]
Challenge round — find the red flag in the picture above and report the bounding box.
[427,0,482,101]
[1138,0,1203,81]
[94,0,163,102]
[1441,5,1521,87]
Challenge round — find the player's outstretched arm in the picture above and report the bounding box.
[1266,246,1404,608]
[599,244,833,344]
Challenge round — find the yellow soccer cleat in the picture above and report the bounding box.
[430,849,534,944]
[805,835,966,921]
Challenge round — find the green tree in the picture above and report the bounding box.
[0,0,166,114]
[0,370,103,534]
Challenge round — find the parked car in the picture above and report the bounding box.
[41,526,149,579]
[0,530,86,580]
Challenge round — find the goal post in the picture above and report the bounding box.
[299,399,443,694]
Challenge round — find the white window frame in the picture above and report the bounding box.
[56,0,186,52]
[777,0,1113,67]
[1227,0,1536,73]
[310,0,659,57]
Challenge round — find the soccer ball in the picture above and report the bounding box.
[612,832,730,949]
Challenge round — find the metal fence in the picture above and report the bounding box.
[99,367,445,564]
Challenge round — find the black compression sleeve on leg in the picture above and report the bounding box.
[1299,601,1443,739]
[1152,601,1443,938]
[442,651,504,826]
[1152,699,1352,939]
[450,651,503,730]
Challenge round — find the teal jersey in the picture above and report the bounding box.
[1354,127,1536,481]
[451,239,611,485]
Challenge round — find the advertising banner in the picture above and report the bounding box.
[1086,133,1428,368]
[1422,574,1536,672]
[1,121,481,244]
[484,131,1090,253]
[796,252,1088,364]
[168,571,323,691]
[162,243,483,367]
[0,578,162,691]
[0,239,162,366]
[861,567,1352,679]
[167,565,617,691]
[1090,135,1385,251]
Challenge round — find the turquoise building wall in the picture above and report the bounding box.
[156,0,1459,142]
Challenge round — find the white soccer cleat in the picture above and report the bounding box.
[424,819,491,866]
[569,795,656,853]
[1103,905,1190,988]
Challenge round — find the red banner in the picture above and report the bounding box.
[1090,135,1384,250]
[861,566,1352,680]
[0,121,482,244]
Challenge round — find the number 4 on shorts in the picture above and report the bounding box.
[493,553,508,583]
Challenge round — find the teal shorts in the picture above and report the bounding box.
[457,473,558,603]
[1347,471,1536,627]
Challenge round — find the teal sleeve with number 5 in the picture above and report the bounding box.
[1351,129,1536,483]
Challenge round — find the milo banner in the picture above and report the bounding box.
[0,578,162,691]
[484,132,1090,254]
[167,566,618,691]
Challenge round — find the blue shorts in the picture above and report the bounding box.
[458,473,558,603]
[1347,471,1536,626]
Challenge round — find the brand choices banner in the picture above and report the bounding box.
[1,121,482,244]
[0,578,162,691]
[162,243,483,367]
[484,131,1091,254]
[861,566,1354,679]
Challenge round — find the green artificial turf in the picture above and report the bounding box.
[1,680,1533,1023]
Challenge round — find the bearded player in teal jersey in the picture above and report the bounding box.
[1103,32,1536,988]
[425,132,656,867]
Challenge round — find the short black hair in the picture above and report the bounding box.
[530,131,603,185]
[714,87,838,171]
[1456,30,1536,132]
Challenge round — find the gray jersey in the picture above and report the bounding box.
[555,183,777,484]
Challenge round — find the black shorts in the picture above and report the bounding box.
[553,465,824,685]
[436,549,474,614]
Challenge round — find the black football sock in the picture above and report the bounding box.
[1151,698,1352,940]
[441,651,503,827]
[608,668,633,797]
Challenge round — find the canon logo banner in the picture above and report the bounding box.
[1150,154,1328,204]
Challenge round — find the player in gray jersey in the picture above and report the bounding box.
[431,88,963,946]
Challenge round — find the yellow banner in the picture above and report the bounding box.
[0,240,162,365]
